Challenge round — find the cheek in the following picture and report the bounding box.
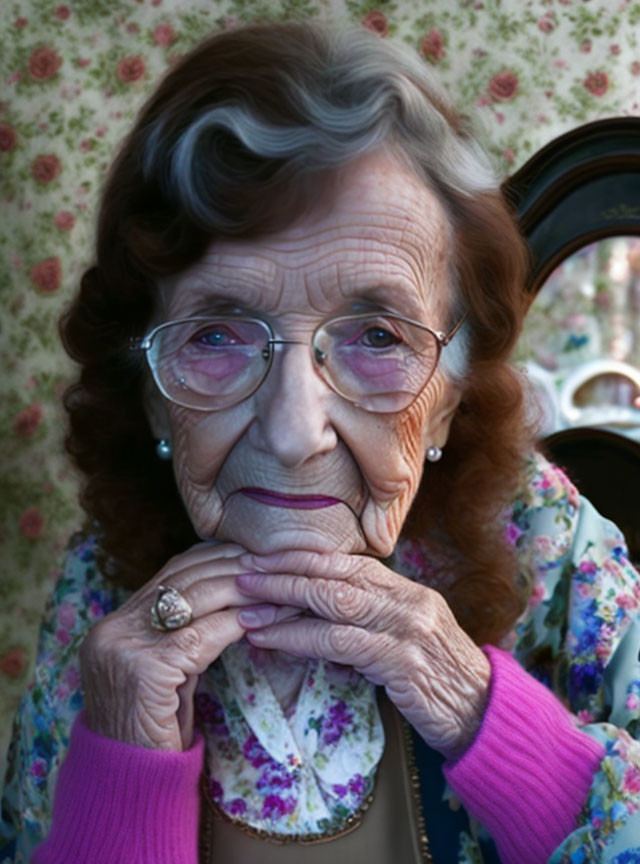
[359,379,447,555]
[167,409,247,533]
[398,388,433,468]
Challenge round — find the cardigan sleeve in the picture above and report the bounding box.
[506,453,640,861]
[31,713,204,864]
[0,535,124,863]
[394,451,640,862]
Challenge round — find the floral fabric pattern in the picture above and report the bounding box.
[2,453,640,862]
[0,535,128,861]
[393,452,640,863]
[199,642,383,834]
[2,0,640,781]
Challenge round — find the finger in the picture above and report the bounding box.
[137,551,257,623]
[239,551,397,594]
[237,604,304,628]
[137,574,256,629]
[236,572,378,628]
[161,607,247,676]
[245,616,383,677]
[158,543,248,585]
[171,574,269,620]
[239,550,356,580]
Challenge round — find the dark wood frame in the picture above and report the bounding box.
[502,117,640,297]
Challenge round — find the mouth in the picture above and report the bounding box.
[237,487,343,510]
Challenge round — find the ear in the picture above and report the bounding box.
[426,379,463,449]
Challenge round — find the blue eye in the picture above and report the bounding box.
[360,327,401,349]
[194,326,242,347]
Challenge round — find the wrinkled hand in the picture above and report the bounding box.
[236,551,490,761]
[80,542,298,751]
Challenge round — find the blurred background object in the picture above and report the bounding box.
[542,427,640,566]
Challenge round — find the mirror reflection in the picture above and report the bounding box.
[516,236,640,439]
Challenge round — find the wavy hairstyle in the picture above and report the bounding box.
[61,21,534,644]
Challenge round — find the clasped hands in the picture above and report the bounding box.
[235,549,490,761]
[80,543,490,760]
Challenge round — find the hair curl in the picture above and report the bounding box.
[61,21,534,644]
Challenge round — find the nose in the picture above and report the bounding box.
[248,344,338,467]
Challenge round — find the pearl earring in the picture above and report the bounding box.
[426,445,442,463]
[156,438,173,461]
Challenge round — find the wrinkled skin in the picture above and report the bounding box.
[81,150,490,760]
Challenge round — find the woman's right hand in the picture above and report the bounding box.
[79,542,296,752]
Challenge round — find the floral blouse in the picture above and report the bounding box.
[2,452,640,863]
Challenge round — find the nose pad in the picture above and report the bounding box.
[249,345,338,467]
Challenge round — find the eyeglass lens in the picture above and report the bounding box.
[146,315,440,413]
[148,318,271,410]
[313,316,439,412]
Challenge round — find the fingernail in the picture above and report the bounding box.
[239,554,267,572]
[236,573,264,592]
[238,605,275,627]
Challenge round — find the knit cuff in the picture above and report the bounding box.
[33,712,205,864]
[444,646,605,864]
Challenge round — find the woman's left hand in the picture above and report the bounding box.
[235,551,490,761]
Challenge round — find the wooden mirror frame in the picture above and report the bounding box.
[502,117,640,297]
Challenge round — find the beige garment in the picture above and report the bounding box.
[199,697,432,863]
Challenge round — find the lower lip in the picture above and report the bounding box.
[238,488,342,510]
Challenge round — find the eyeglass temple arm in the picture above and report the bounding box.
[441,311,469,345]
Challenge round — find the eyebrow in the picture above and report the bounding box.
[342,283,429,320]
[171,277,435,323]
[170,283,265,316]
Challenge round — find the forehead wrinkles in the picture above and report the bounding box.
[165,158,451,319]
[186,211,448,317]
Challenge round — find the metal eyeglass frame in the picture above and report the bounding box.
[134,311,468,413]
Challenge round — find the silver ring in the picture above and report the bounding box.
[150,585,193,631]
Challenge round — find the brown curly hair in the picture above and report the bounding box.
[60,21,534,645]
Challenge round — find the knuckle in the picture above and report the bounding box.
[289,576,309,606]
[168,625,202,659]
[81,616,115,657]
[324,551,349,577]
[327,624,364,657]
[425,588,448,624]
[201,610,241,652]
[332,583,367,622]
[312,579,337,616]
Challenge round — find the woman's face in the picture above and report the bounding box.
[149,151,462,557]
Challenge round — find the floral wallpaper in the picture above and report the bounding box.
[1,0,639,778]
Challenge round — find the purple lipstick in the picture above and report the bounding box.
[238,487,342,510]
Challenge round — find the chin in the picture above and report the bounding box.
[211,497,368,555]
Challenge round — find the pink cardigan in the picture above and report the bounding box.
[34,647,604,864]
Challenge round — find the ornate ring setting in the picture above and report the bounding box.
[150,585,193,631]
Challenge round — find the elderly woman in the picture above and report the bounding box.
[2,20,640,864]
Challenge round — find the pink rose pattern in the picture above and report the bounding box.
[28,46,63,81]
[30,257,62,293]
[0,648,27,680]
[361,11,389,38]
[421,29,445,63]
[31,154,62,183]
[116,55,147,83]
[1,0,640,826]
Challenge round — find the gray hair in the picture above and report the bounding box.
[142,24,499,379]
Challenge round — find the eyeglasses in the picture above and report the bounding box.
[135,312,466,414]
